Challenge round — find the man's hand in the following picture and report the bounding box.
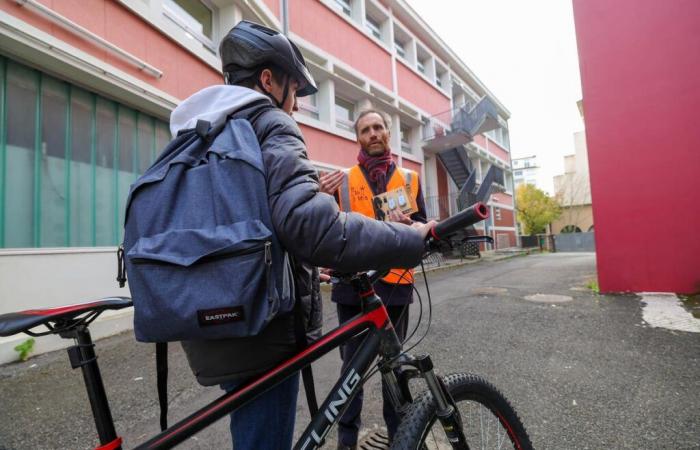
[388,209,413,225]
[411,220,437,240]
[319,170,344,195]
[319,267,332,283]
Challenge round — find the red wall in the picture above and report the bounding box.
[396,60,450,115]
[573,0,700,293]
[401,158,422,174]
[1,0,220,100]
[261,0,280,18]
[290,0,393,90]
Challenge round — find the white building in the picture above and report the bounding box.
[512,155,540,189]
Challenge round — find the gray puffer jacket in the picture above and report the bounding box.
[176,86,425,386]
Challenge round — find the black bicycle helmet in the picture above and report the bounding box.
[220,20,317,98]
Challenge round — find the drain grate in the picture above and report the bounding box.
[358,430,390,450]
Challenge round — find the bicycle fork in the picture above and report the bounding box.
[386,354,470,450]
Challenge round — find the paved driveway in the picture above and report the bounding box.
[1,252,698,449]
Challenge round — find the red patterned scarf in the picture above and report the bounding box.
[357,148,393,192]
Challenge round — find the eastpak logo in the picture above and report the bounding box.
[197,306,245,326]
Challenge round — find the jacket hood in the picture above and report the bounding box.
[169,85,270,137]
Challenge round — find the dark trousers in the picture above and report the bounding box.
[336,303,409,446]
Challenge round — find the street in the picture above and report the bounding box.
[1,252,699,449]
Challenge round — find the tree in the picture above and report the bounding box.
[515,184,561,235]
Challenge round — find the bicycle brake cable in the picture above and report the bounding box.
[359,260,434,383]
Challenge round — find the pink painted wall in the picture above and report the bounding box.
[401,158,422,174]
[262,0,280,18]
[299,124,359,167]
[290,0,393,90]
[473,135,510,163]
[573,0,700,294]
[491,193,513,207]
[396,60,450,115]
[2,0,220,100]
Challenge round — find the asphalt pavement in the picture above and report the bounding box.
[1,252,698,449]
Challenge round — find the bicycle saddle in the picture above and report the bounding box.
[0,297,133,337]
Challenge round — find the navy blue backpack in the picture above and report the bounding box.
[120,119,293,343]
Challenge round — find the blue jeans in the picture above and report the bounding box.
[221,372,299,450]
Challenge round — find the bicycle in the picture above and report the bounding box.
[0,203,532,450]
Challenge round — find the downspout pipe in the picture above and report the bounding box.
[281,0,289,35]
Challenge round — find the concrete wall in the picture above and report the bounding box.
[573,0,700,293]
[551,204,594,234]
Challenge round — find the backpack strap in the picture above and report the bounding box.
[291,263,319,417]
[155,342,168,431]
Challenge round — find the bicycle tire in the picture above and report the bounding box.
[391,373,533,450]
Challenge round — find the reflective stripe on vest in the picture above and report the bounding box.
[338,165,419,285]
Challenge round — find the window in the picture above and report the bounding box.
[164,0,214,49]
[400,123,412,153]
[395,40,406,58]
[417,59,426,75]
[0,56,168,249]
[334,0,351,16]
[365,15,382,40]
[436,77,442,88]
[561,225,582,233]
[297,93,319,120]
[495,207,502,221]
[514,170,523,176]
[524,161,531,168]
[335,97,355,132]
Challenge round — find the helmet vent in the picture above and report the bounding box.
[250,23,278,36]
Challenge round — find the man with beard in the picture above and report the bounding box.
[320,109,427,450]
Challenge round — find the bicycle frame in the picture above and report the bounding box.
[46,272,469,450]
[138,292,395,449]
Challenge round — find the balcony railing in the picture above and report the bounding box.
[424,193,459,220]
[422,96,500,151]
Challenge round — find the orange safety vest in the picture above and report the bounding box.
[338,165,420,285]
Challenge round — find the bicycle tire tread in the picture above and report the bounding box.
[390,372,533,450]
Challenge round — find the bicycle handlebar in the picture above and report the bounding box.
[429,202,489,241]
[330,202,490,285]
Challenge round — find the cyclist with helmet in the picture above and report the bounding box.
[169,21,435,450]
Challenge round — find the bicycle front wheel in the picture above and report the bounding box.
[391,373,533,450]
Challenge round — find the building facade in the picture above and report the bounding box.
[512,155,539,190]
[0,0,514,361]
[572,0,700,293]
[551,100,593,234]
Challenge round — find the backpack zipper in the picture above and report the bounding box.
[131,241,271,266]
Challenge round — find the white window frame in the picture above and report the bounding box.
[335,96,355,132]
[298,93,320,120]
[163,0,216,52]
[365,14,382,40]
[395,40,406,58]
[334,0,352,16]
[400,123,411,153]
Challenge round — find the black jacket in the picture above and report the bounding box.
[181,96,425,386]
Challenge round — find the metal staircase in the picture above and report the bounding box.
[429,96,504,212]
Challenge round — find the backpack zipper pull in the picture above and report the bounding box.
[264,241,272,266]
[117,245,127,288]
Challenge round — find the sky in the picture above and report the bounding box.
[406,0,584,194]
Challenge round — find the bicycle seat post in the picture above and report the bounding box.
[60,324,120,448]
